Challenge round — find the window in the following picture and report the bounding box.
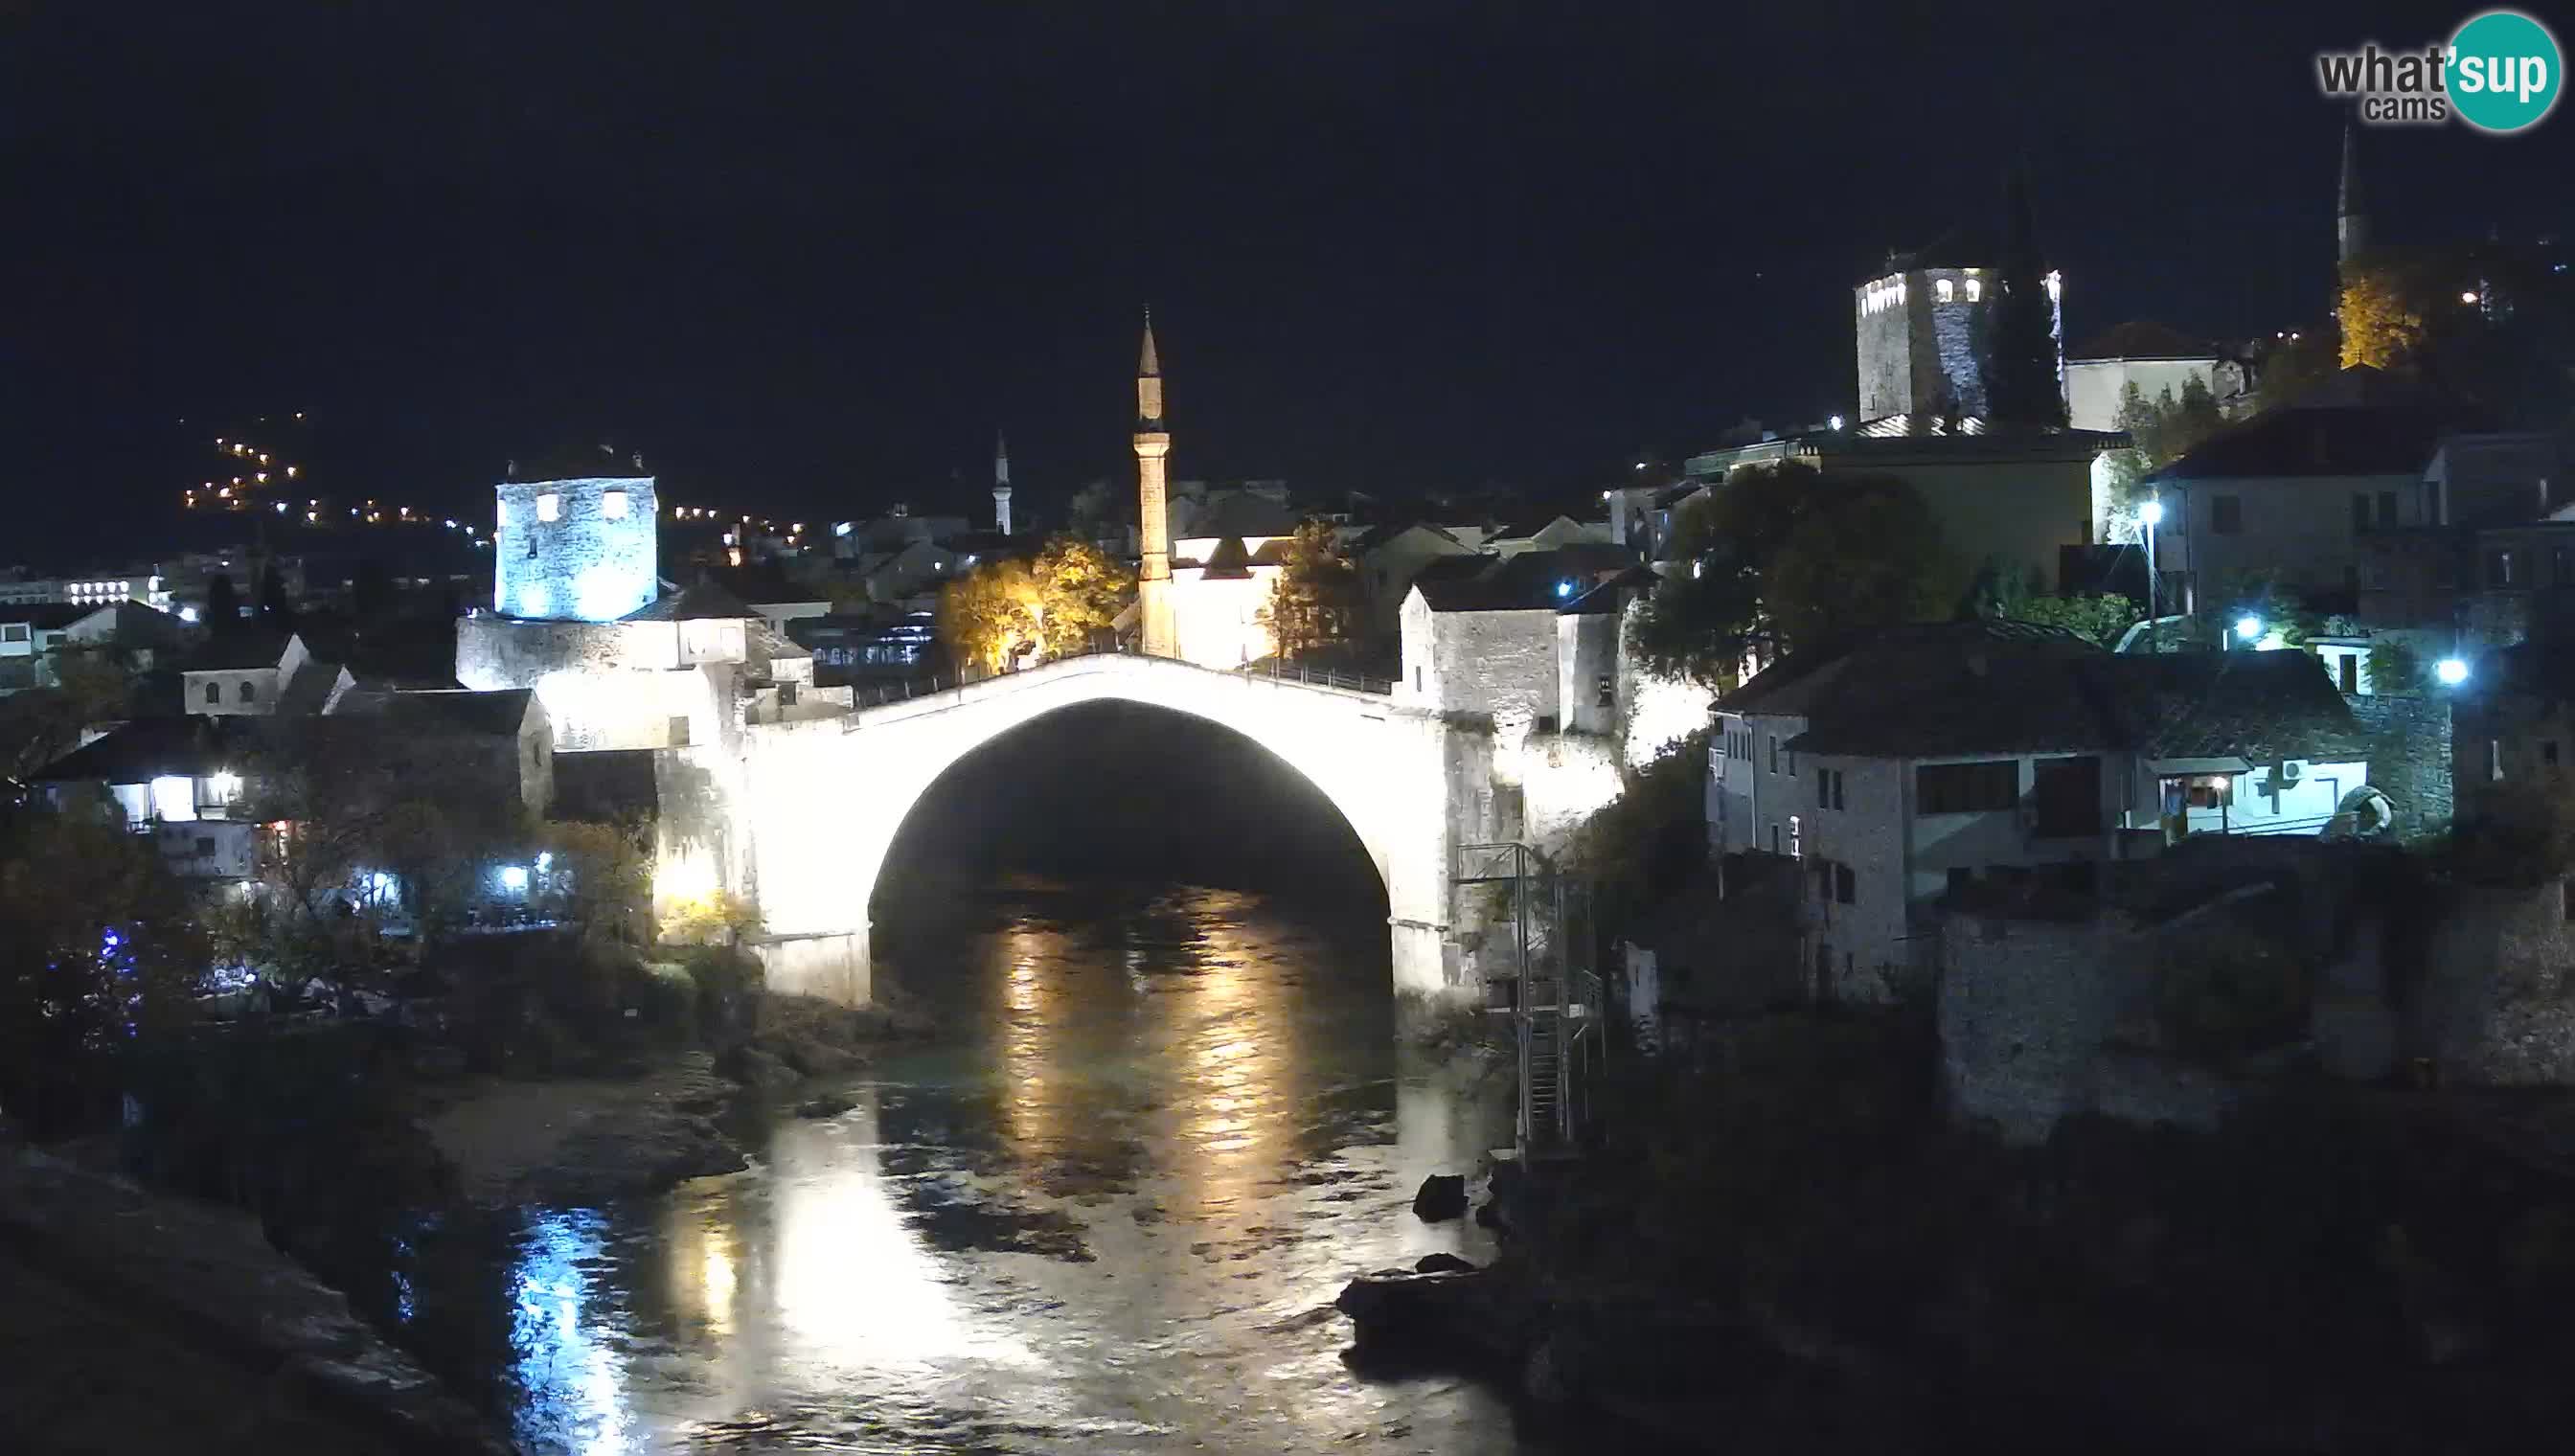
[1916,761,2018,814]
[1834,862,1855,905]
[204,681,221,704]
[1767,737,1778,774]
[602,489,628,519]
[2378,490,2399,526]
[536,492,562,522]
[2487,548,2518,588]
[2339,654,2359,694]
[1815,767,1844,809]
[1965,277,1983,302]
[1936,278,1954,303]
[2211,494,2242,535]
[1946,866,1973,897]
[1596,674,1615,709]
[2564,879,2574,923]
[2352,493,2370,531]
[1770,824,1781,854]
[0,624,24,643]
[669,715,693,746]
[194,836,216,856]
[2491,739,2503,782]
[2161,774,2233,810]
[239,680,257,703]
[2555,546,2575,587]
[1413,667,1423,692]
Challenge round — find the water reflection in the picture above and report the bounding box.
[491,885,1528,1454]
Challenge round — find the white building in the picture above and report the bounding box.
[180,631,354,717]
[1711,622,2372,1003]
[2062,321,2250,433]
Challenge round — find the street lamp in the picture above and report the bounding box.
[2140,499,2163,652]
[2436,656,2470,686]
[2236,615,2264,644]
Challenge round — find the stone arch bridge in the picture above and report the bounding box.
[695,652,1625,1024]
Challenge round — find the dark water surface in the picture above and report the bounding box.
[486,882,1538,1453]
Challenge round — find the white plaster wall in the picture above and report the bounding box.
[2176,471,2422,597]
[1711,710,1811,858]
[1557,614,1619,736]
[1801,754,1914,1001]
[1518,731,1626,857]
[1167,567,1278,669]
[2065,357,2218,434]
[740,654,1478,1012]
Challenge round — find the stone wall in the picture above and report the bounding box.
[493,476,657,622]
[1421,605,1561,724]
[2418,882,2575,1084]
[2347,693,2453,836]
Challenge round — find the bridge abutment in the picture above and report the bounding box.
[748,928,872,1006]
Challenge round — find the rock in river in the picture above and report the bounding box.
[795,1092,857,1120]
[1335,1264,1527,1365]
[1411,1172,1468,1222]
[1414,1251,1478,1274]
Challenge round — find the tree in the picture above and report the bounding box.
[1626,462,1959,687]
[2365,638,2426,696]
[2339,259,2427,371]
[542,819,654,948]
[2119,377,2226,471]
[937,537,1132,673]
[1257,520,1361,660]
[351,557,395,623]
[1993,590,2142,648]
[0,648,131,783]
[0,802,204,1134]
[254,562,293,626]
[1981,167,2068,427]
[203,572,239,626]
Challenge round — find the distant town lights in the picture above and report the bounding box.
[2436,657,2471,686]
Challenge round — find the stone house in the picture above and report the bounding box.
[178,631,354,717]
[1396,545,1637,726]
[1354,522,1482,639]
[1712,622,2372,1003]
[2450,638,2575,793]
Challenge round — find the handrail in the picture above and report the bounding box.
[839,642,1395,710]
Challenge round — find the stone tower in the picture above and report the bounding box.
[1134,311,1176,658]
[2336,121,2370,265]
[992,430,1014,536]
[493,473,657,622]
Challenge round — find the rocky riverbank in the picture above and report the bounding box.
[0,1144,516,1455]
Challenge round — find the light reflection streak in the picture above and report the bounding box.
[510,1211,634,1456]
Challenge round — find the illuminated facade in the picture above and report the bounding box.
[494,476,659,623]
[1135,314,1178,658]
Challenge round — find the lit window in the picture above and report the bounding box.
[1966,278,1983,303]
[536,492,561,522]
[602,489,628,520]
[1936,279,1954,303]
[149,776,197,823]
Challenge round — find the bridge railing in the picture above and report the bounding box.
[842,642,1393,709]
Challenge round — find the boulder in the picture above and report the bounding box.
[794,1093,857,1120]
[774,1035,863,1077]
[717,1044,800,1093]
[1414,1251,1477,1274]
[1334,1264,1527,1365]
[1412,1172,1469,1222]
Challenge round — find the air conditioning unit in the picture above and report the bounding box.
[2276,761,2303,785]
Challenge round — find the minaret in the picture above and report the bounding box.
[991,429,1014,536]
[2336,122,2370,266]
[1134,310,1176,658]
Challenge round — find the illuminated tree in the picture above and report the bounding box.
[937,537,1132,673]
[542,819,653,948]
[1257,520,1361,661]
[2338,261,2426,370]
[0,803,204,1133]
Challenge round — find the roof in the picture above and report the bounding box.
[1196,537,1255,580]
[1723,624,2366,762]
[29,715,249,784]
[1186,492,1300,539]
[272,659,348,716]
[180,628,292,671]
[1687,416,2124,475]
[2068,321,2221,362]
[623,580,757,622]
[2148,398,2470,483]
[0,603,89,629]
[330,687,536,737]
[1560,565,1662,616]
[698,562,815,605]
[1355,521,1471,554]
[1412,544,1639,613]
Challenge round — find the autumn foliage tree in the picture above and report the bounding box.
[2339,260,2427,371]
[1257,520,1361,661]
[937,537,1132,673]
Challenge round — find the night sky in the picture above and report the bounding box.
[8,1,2569,561]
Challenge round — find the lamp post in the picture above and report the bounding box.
[2140,499,2164,653]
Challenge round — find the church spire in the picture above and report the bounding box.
[2336,121,2370,265]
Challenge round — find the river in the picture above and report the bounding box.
[472,880,1544,1454]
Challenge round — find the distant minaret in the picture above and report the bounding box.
[2336,122,2370,266]
[1134,310,1176,658]
[992,430,1014,536]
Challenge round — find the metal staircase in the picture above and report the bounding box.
[1456,842,1604,1160]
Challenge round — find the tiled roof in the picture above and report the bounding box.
[330,687,536,737]
[1196,536,1256,580]
[623,580,757,622]
[1413,544,1638,612]
[1735,625,2367,763]
[180,628,292,672]
[0,603,90,629]
[2148,401,2467,482]
[2069,320,2220,362]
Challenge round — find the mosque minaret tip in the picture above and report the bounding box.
[1134,310,1176,658]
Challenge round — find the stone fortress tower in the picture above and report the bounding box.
[1853,226,2062,420]
[1134,311,1177,658]
[991,430,1014,536]
[493,472,659,622]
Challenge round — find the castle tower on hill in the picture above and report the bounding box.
[1134,312,1177,658]
[493,473,658,623]
[992,430,1014,536]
